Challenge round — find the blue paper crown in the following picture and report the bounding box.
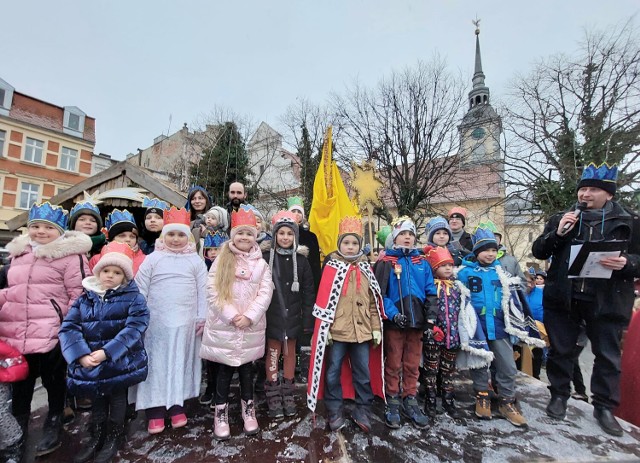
[184,186,210,211]
[70,201,100,218]
[142,197,168,210]
[471,226,498,252]
[580,162,618,183]
[203,230,229,249]
[28,202,69,230]
[105,209,136,231]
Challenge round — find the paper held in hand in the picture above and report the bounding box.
[568,240,627,279]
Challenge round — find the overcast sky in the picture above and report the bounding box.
[3,1,638,160]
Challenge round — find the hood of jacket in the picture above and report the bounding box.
[461,254,500,271]
[6,231,92,260]
[82,276,139,301]
[385,246,421,258]
[260,239,309,257]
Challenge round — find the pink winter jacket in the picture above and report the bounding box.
[200,242,273,367]
[0,232,92,354]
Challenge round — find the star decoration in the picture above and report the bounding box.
[350,161,383,210]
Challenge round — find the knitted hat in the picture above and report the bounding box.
[142,197,169,219]
[28,202,69,235]
[448,206,468,226]
[230,209,258,240]
[105,209,138,240]
[391,216,416,242]
[269,210,300,292]
[203,206,229,231]
[425,216,452,244]
[287,196,305,218]
[424,245,454,270]
[69,201,102,231]
[337,216,364,250]
[577,162,618,196]
[93,241,135,281]
[161,207,191,238]
[471,226,498,256]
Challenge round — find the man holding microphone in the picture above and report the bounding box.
[532,162,640,436]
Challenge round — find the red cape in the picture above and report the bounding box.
[616,310,640,426]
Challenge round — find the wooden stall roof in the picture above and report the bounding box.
[7,161,187,231]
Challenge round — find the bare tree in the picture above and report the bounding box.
[503,20,640,219]
[332,57,468,225]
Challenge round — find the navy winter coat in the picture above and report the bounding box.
[59,277,149,398]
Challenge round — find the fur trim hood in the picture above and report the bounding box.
[6,231,92,260]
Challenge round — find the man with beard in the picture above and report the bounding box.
[225,182,247,233]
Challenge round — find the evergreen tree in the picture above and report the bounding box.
[190,122,251,205]
[297,122,319,213]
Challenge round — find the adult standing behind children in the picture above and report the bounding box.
[131,207,208,435]
[186,186,212,249]
[0,202,91,458]
[447,207,473,254]
[532,162,640,436]
[225,182,247,230]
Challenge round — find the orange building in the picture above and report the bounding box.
[0,77,96,243]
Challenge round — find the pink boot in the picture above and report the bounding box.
[214,404,230,440]
[241,399,259,435]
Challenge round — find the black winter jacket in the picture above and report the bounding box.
[532,201,640,322]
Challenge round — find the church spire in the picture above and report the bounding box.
[468,20,490,110]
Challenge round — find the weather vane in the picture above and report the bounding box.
[472,17,481,35]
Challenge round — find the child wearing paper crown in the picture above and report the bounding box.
[59,242,149,463]
[89,209,145,275]
[0,202,92,458]
[457,225,545,427]
[307,216,385,434]
[261,210,315,419]
[200,208,273,440]
[69,201,106,258]
[131,207,208,435]
[139,197,169,255]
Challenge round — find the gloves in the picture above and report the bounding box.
[327,331,333,346]
[372,330,381,347]
[393,313,408,328]
[423,321,445,343]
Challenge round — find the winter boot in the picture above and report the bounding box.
[328,411,346,432]
[384,395,402,429]
[282,378,296,417]
[213,404,230,440]
[241,399,260,435]
[351,406,372,433]
[442,391,459,419]
[93,422,125,463]
[265,380,284,418]
[475,391,492,420]
[35,412,63,456]
[74,421,107,463]
[424,389,438,418]
[401,395,430,429]
[498,399,527,428]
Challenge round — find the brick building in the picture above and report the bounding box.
[0,77,96,243]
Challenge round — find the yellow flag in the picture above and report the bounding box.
[309,126,360,257]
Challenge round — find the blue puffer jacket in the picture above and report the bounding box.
[457,257,507,341]
[59,277,149,397]
[373,247,437,329]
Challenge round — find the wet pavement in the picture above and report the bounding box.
[22,372,640,463]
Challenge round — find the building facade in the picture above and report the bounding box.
[0,77,96,243]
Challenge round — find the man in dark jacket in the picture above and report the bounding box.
[532,162,640,436]
[225,182,247,233]
[447,207,473,254]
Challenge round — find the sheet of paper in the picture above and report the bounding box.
[568,244,620,278]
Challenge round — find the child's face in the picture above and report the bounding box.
[28,222,61,245]
[339,235,360,256]
[164,230,189,250]
[190,191,207,212]
[291,209,304,225]
[435,263,454,279]
[75,215,98,235]
[535,275,545,285]
[205,247,219,260]
[276,227,294,249]
[113,231,138,249]
[99,265,125,289]
[477,248,498,265]
[145,213,164,232]
[432,230,449,246]
[255,216,264,232]
[233,228,256,252]
[395,231,416,248]
[205,215,218,228]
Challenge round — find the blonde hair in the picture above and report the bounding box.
[213,242,237,304]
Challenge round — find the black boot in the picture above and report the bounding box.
[593,407,624,437]
[93,422,125,463]
[282,378,296,417]
[35,413,63,457]
[546,396,568,420]
[265,380,284,418]
[442,391,459,419]
[74,421,107,463]
[424,390,437,418]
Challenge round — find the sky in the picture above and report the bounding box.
[3,1,639,160]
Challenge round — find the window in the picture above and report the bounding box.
[63,107,86,136]
[67,113,80,131]
[60,146,77,171]
[19,182,39,209]
[0,89,5,106]
[0,78,14,115]
[0,130,5,156]
[24,137,44,164]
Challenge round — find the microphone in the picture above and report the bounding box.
[561,202,588,234]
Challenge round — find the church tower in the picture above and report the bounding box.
[458,23,502,165]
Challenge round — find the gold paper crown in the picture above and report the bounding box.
[164,207,190,226]
[231,208,257,229]
[338,216,363,237]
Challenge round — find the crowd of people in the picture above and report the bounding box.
[0,162,638,462]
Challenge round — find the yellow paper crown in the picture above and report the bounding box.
[338,216,363,237]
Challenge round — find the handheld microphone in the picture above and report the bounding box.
[561,202,588,234]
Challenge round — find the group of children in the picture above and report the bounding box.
[0,190,545,462]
